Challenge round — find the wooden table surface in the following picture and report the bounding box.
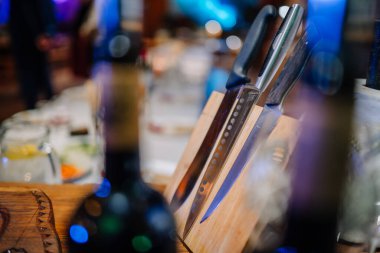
[0,182,190,253]
[0,182,372,253]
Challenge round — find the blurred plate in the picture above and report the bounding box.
[60,143,97,183]
[10,109,46,125]
[61,163,92,183]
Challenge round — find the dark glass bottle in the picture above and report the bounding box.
[68,1,177,252]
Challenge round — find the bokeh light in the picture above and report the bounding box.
[109,192,129,214]
[132,235,153,253]
[147,207,172,232]
[95,178,111,198]
[176,0,237,30]
[99,215,122,235]
[108,35,131,58]
[205,20,222,37]
[307,0,346,53]
[0,0,9,25]
[275,247,298,253]
[226,35,242,51]
[2,157,8,165]
[278,6,289,19]
[84,199,102,217]
[70,224,89,244]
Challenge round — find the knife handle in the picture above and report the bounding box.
[255,4,304,92]
[226,5,277,89]
[366,19,380,90]
[266,24,321,106]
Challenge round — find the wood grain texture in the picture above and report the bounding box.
[183,87,259,238]
[0,183,190,253]
[165,91,301,252]
[169,88,239,211]
[0,187,61,253]
[0,183,94,253]
[164,92,224,202]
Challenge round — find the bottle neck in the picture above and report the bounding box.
[105,147,142,189]
[100,63,142,191]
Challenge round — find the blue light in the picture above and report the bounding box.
[146,207,172,232]
[176,0,237,30]
[0,0,9,25]
[70,225,89,244]
[214,6,236,29]
[275,247,298,253]
[95,178,111,198]
[97,0,120,33]
[307,0,346,53]
[204,67,228,103]
[2,157,8,165]
[109,192,129,214]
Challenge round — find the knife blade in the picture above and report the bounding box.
[200,24,322,223]
[183,4,304,239]
[169,5,277,212]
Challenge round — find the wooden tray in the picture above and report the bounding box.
[165,91,300,253]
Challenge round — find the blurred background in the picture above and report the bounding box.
[0,0,309,121]
[0,0,374,185]
[0,0,308,183]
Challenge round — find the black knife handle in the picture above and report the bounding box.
[366,19,380,90]
[266,24,321,106]
[226,5,277,89]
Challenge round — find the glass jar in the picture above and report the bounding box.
[0,123,61,184]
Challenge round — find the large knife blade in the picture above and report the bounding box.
[200,24,322,223]
[183,4,304,239]
[169,5,277,212]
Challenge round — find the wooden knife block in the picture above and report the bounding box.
[164,91,300,253]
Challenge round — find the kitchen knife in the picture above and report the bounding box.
[201,24,321,224]
[366,18,380,90]
[169,5,277,212]
[183,4,304,239]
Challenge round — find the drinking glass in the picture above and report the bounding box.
[0,122,61,184]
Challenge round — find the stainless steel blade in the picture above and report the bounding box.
[169,6,277,212]
[201,105,281,223]
[183,85,260,238]
[200,23,322,223]
[169,87,240,212]
[182,4,304,238]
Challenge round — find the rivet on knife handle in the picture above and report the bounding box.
[182,4,304,239]
[200,24,322,224]
[169,5,276,213]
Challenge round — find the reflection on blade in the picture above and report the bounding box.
[182,4,304,238]
[170,87,240,212]
[183,86,260,238]
[201,105,281,223]
[200,23,322,223]
[169,5,277,211]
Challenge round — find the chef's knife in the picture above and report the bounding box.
[201,24,321,223]
[183,4,304,238]
[169,5,277,212]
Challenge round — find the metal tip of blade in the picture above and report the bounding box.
[200,214,209,224]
